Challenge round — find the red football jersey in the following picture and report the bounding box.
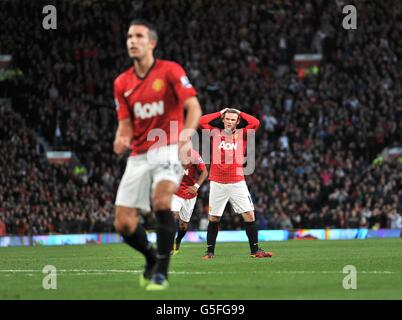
[175,150,206,199]
[114,59,197,156]
[199,111,259,183]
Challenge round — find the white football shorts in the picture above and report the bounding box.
[209,180,254,217]
[171,194,197,223]
[115,144,183,211]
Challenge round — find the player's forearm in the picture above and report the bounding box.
[197,169,208,186]
[240,112,260,129]
[115,119,133,140]
[181,97,202,141]
[113,120,133,155]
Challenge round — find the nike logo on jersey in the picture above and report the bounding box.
[124,88,135,98]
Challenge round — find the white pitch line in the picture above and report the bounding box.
[0,269,396,275]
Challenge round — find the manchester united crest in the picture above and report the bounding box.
[152,78,165,92]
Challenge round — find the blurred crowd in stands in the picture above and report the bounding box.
[0,0,401,235]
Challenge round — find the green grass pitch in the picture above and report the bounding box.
[0,238,401,299]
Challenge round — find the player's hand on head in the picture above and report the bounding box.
[113,136,131,155]
[220,107,229,115]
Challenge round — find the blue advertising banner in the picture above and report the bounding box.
[32,233,122,246]
[0,236,31,247]
[0,229,400,247]
[367,229,402,239]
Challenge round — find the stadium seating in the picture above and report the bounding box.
[0,0,401,235]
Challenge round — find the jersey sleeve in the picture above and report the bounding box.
[168,62,197,105]
[191,150,207,172]
[196,160,207,172]
[240,111,260,131]
[114,76,131,121]
[199,112,221,129]
[195,154,207,172]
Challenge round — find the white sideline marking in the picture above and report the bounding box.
[0,269,396,275]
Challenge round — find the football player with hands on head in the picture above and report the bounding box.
[199,107,273,259]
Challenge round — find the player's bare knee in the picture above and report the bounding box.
[179,220,188,231]
[114,217,138,235]
[209,215,220,223]
[242,211,255,222]
[114,207,138,235]
[152,194,172,211]
[113,219,124,234]
[152,181,177,211]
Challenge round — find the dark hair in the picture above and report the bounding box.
[129,19,158,41]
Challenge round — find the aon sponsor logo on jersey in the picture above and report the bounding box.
[218,141,237,151]
[134,101,164,119]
